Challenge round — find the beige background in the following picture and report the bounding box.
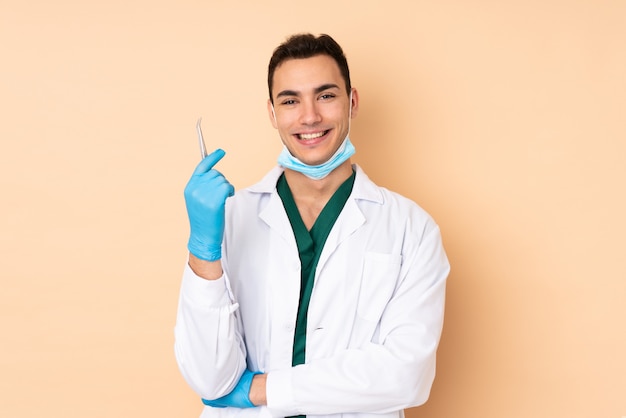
[1,0,625,417]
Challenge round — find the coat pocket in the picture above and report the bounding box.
[356,252,402,323]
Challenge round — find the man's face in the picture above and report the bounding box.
[268,54,358,167]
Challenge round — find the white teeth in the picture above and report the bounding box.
[299,131,326,140]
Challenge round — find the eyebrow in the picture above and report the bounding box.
[276,83,341,99]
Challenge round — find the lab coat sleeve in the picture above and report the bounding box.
[174,263,247,400]
[265,221,449,416]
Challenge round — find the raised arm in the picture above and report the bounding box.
[174,149,247,399]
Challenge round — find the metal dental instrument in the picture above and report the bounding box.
[196,118,208,159]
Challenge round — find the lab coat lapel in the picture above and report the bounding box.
[258,191,296,247]
[316,195,365,272]
[316,165,383,270]
[249,166,296,247]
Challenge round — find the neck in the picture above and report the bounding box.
[283,160,353,230]
[283,159,353,199]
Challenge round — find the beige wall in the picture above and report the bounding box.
[1,1,624,417]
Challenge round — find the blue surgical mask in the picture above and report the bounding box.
[277,137,355,180]
[274,92,355,180]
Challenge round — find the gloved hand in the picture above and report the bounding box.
[184,149,235,261]
[202,369,261,408]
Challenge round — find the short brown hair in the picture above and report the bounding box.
[267,33,351,103]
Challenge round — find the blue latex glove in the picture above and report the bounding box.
[202,369,261,408]
[184,149,235,261]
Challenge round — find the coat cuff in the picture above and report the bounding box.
[266,368,299,417]
[181,263,230,308]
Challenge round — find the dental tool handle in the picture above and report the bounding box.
[196,118,208,159]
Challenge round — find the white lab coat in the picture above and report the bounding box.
[175,165,449,418]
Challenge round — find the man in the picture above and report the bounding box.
[175,33,449,418]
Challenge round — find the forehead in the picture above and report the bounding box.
[272,55,344,94]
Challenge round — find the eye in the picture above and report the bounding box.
[319,93,336,100]
[281,99,297,105]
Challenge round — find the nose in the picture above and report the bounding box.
[299,99,322,125]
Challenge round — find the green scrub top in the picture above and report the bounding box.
[277,170,356,370]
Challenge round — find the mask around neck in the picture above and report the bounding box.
[277,136,355,180]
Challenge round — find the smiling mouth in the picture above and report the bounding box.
[297,130,329,140]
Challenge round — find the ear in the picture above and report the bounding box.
[349,88,359,119]
[267,99,278,129]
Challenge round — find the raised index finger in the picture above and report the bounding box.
[192,148,226,176]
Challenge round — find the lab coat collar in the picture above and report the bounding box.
[249,164,385,274]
